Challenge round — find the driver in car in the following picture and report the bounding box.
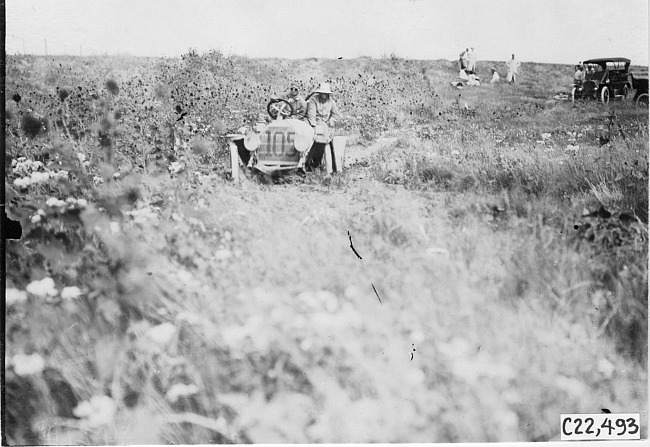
[273,83,307,119]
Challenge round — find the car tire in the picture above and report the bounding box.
[636,93,649,107]
[600,87,610,104]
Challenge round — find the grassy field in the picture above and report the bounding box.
[4,52,648,443]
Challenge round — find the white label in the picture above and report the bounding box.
[560,413,641,440]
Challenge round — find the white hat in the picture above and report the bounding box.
[314,82,333,94]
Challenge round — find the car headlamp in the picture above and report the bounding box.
[292,121,315,153]
[244,131,260,151]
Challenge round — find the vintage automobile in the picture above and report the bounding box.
[631,72,648,107]
[570,57,632,104]
[227,98,346,180]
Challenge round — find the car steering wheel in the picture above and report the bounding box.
[267,99,294,119]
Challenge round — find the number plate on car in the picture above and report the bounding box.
[257,126,298,162]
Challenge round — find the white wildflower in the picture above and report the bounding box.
[30,171,50,184]
[146,322,177,345]
[6,288,28,306]
[26,277,58,298]
[61,286,82,300]
[168,161,185,174]
[315,290,339,313]
[77,152,86,163]
[165,383,199,402]
[73,395,116,427]
[541,133,552,140]
[12,159,43,175]
[73,401,92,418]
[66,198,88,208]
[597,358,615,379]
[31,214,42,224]
[13,353,45,376]
[13,177,31,189]
[46,197,66,209]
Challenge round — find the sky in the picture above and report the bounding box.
[5,0,649,65]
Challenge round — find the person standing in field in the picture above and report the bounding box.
[466,47,477,73]
[459,48,469,70]
[273,82,307,119]
[304,82,341,172]
[506,54,521,83]
[573,63,585,85]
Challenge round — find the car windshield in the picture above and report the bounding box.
[585,64,605,80]
[606,61,627,71]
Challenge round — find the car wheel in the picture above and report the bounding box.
[600,87,610,104]
[570,87,576,102]
[636,93,649,107]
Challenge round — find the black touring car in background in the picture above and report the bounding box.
[571,57,632,104]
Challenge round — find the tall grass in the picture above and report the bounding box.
[369,99,648,365]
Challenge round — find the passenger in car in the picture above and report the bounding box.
[305,83,341,173]
[305,82,340,128]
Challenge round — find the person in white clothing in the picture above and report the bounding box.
[506,54,521,83]
[466,47,477,73]
[490,67,500,84]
